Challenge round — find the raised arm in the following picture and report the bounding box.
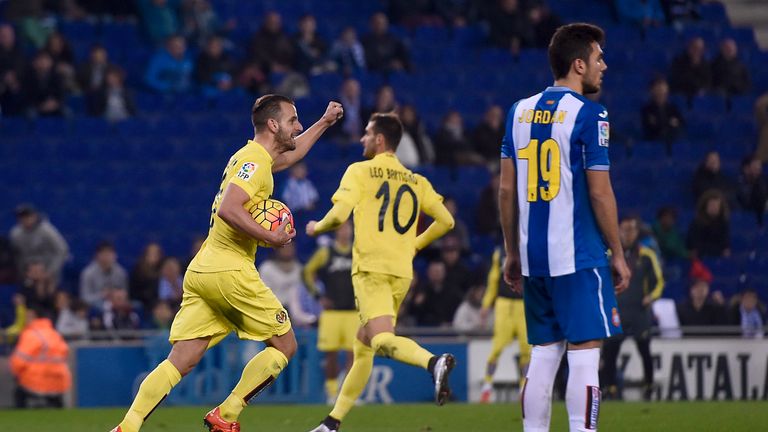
[272,101,344,172]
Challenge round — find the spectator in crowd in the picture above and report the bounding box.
[10,204,69,286]
[676,279,726,329]
[669,37,711,98]
[687,189,731,258]
[158,256,183,306]
[361,12,411,73]
[487,0,534,54]
[0,24,25,76]
[194,36,235,96]
[395,121,421,168]
[151,300,175,329]
[692,151,732,202]
[181,0,230,48]
[475,171,501,236]
[434,110,484,166]
[89,67,136,121]
[130,242,164,309]
[1,69,25,116]
[237,60,268,95]
[602,215,664,400]
[328,26,366,76]
[10,301,71,408]
[729,288,764,338]
[78,45,113,96]
[735,154,768,226]
[102,288,141,331]
[642,77,685,155]
[79,241,129,309]
[362,85,398,128]
[453,283,490,332]
[652,206,690,261]
[472,105,505,164]
[23,51,68,117]
[711,38,751,96]
[443,197,471,252]
[258,243,316,326]
[756,92,768,163]
[528,4,562,48]
[333,78,363,143]
[144,35,193,94]
[138,0,181,45]
[43,31,77,93]
[661,0,701,26]
[20,261,57,318]
[280,162,319,213]
[440,233,473,295]
[293,14,331,75]
[614,0,665,28]
[400,104,435,165]
[54,291,88,339]
[410,260,463,326]
[249,11,294,72]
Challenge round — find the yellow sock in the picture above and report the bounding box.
[218,347,288,422]
[370,332,432,369]
[330,340,374,421]
[325,378,339,399]
[119,359,181,432]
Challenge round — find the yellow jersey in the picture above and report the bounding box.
[188,140,274,272]
[331,152,444,279]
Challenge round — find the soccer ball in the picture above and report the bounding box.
[248,198,294,247]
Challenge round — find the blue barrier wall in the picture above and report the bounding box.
[75,330,467,407]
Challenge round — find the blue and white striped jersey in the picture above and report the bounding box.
[501,86,611,277]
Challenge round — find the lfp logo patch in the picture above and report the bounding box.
[237,162,257,181]
[598,121,609,147]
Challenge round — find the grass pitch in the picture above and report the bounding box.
[5,401,767,431]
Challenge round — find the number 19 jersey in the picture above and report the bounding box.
[331,152,444,279]
[501,86,610,277]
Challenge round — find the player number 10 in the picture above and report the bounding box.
[518,138,561,202]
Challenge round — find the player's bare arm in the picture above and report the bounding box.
[585,169,631,293]
[414,201,454,252]
[305,201,354,237]
[498,157,522,291]
[273,101,344,172]
[218,183,295,247]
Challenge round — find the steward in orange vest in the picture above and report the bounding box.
[10,301,72,408]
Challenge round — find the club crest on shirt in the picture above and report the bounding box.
[598,121,609,147]
[237,162,257,181]
[611,307,621,327]
[275,310,288,324]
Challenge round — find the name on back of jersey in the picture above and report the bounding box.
[517,109,567,124]
[369,167,419,185]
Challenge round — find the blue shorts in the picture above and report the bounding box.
[523,266,622,345]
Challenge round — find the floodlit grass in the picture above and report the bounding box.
[5,401,767,431]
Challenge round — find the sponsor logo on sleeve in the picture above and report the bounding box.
[237,162,257,181]
[611,307,621,327]
[598,121,609,147]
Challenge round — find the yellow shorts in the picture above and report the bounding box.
[317,310,359,352]
[489,297,530,364]
[352,271,411,326]
[170,266,291,346]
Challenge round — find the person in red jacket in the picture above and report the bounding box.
[9,300,72,408]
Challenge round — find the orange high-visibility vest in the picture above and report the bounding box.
[10,318,72,394]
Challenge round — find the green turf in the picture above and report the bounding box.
[5,402,767,431]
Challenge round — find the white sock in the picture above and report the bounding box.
[566,348,601,432]
[522,342,566,432]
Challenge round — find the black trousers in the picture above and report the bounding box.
[14,386,64,408]
[601,334,653,389]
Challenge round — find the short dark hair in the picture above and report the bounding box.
[95,240,115,254]
[369,113,403,150]
[548,23,605,80]
[251,94,294,132]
